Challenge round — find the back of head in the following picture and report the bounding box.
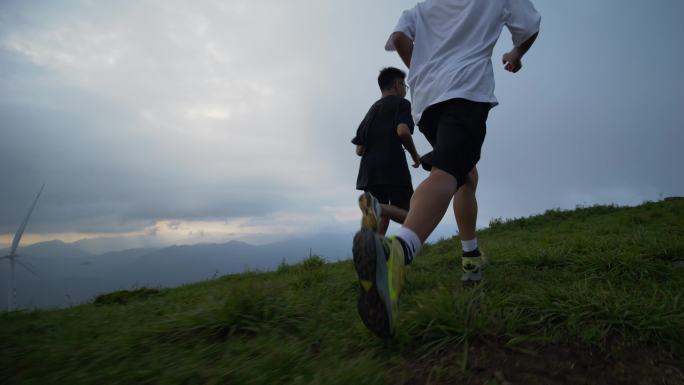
[378,67,406,92]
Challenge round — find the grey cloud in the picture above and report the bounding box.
[0,84,282,233]
[166,221,182,230]
[0,0,330,235]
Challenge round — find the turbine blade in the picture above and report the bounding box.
[15,258,42,280]
[10,184,45,256]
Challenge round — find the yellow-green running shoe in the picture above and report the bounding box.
[358,192,382,232]
[352,230,405,338]
[461,251,489,283]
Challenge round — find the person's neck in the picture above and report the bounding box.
[381,91,399,98]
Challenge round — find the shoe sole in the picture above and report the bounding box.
[353,230,392,338]
[461,269,482,283]
[358,193,379,232]
[462,257,488,283]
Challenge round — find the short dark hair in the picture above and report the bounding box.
[378,67,406,91]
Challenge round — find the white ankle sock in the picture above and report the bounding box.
[461,238,478,253]
[396,226,422,259]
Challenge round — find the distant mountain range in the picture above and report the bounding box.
[0,233,354,310]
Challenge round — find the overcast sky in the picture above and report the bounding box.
[1,0,682,251]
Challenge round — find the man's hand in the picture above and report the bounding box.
[503,32,538,74]
[397,123,420,168]
[411,153,421,168]
[502,48,523,73]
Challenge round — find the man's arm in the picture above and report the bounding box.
[352,118,366,156]
[390,32,414,69]
[397,123,420,168]
[502,32,537,73]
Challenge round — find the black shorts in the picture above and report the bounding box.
[365,185,413,211]
[418,98,490,188]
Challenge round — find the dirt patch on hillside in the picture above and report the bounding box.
[388,340,684,385]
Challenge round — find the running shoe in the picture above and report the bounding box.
[352,231,405,338]
[461,251,489,283]
[358,192,382,232]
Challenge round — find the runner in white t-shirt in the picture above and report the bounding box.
[352,0,541,338]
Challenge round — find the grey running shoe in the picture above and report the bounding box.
[461,252,489,283]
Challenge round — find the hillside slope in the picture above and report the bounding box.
[1,199,683,385]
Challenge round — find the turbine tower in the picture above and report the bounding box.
[2,184,44,312]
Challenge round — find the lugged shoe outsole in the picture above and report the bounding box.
[353,230,391,338]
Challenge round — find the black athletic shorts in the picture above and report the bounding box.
[365,185,413,211]
[418,98,490,188]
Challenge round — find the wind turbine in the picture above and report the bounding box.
[1,184,44,312]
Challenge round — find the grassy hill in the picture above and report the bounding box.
[2,199,683,385]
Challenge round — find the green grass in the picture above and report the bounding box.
[1,199,683,385]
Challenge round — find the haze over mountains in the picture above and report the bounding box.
[0,233,353,310]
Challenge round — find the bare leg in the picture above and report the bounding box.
[378,217,390,235]
[402,167,459,242]
[379,204,408,225]
[453,167,478,241]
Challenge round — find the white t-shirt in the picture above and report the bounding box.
[385,0,541,123]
